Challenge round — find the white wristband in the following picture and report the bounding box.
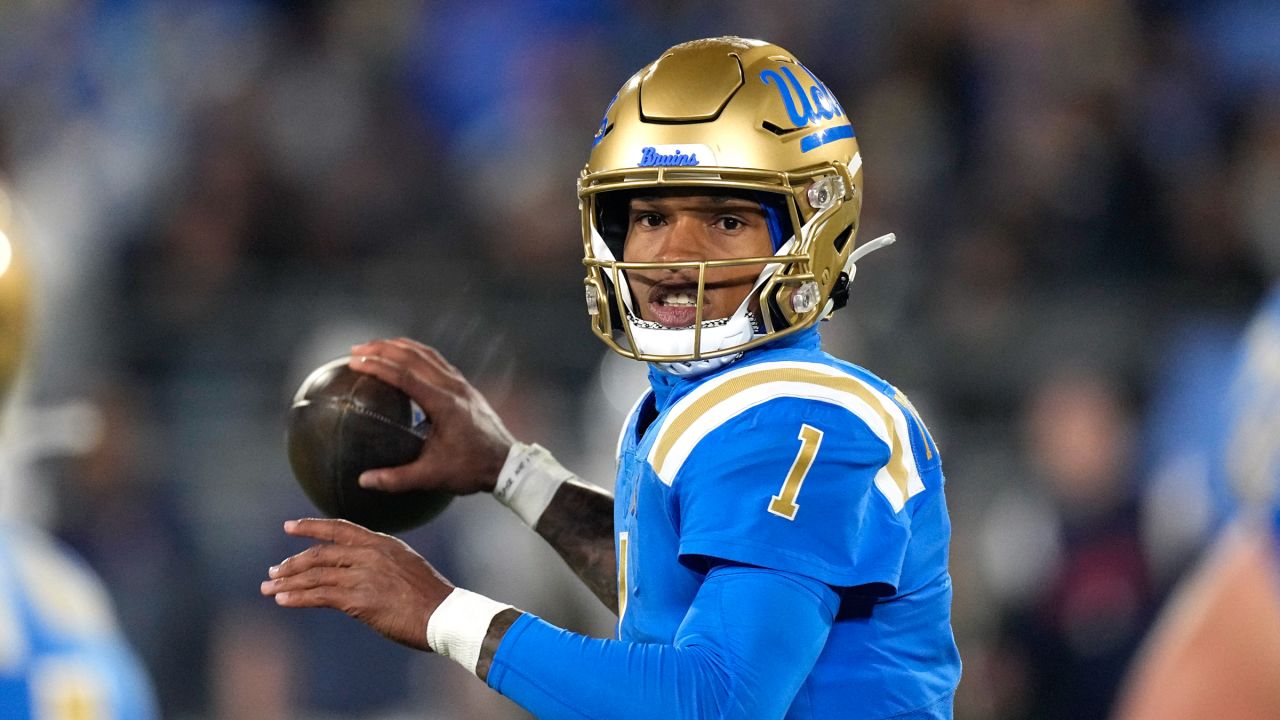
[426,588,513,675]
[493,442,573,528]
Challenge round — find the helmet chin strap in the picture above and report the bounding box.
[640,314,760,377]
[624,286,760,378]
[620,237,798,377]
[847,232,897,266]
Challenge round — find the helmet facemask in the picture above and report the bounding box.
[587,188,786,375]
[581,166,857,374]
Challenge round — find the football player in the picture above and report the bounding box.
[1114,287,1280,719]
[0,187,158,719]
[264,37,961,719]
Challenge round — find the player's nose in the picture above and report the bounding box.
[651,214,708,264]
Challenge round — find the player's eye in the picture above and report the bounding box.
[634,212,664,227]
[715,216,745,231]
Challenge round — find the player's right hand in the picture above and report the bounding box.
[262,518,454,651]
[347,338,515,495]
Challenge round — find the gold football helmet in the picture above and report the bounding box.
[580,36,891,374]
[0,184,31,405]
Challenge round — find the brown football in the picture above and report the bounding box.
[286,357,451,533]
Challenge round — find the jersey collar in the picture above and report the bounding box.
[646,326,822,410]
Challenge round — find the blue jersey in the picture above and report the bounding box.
[612,328,959,718]
[0,524,157,719]
[1223,288,1280,553]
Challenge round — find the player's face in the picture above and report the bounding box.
[622,192,774,328]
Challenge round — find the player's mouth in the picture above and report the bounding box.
[647,284,708,328]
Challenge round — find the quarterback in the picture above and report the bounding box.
[263,37,961,719]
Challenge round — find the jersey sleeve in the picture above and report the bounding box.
[668,395,920,592]
[487,564,840,720]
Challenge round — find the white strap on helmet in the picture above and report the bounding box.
[819,232,897,319]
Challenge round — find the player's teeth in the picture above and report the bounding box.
[664,292,694,306]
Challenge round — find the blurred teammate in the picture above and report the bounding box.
[1114,103,1280,718]
[0,188,158,718]
[264,37,961,718]
[1114,286,1280,719]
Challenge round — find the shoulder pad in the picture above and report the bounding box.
[647,361,926,510]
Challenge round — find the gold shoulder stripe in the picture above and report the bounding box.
[652,367,909,497]
[893,389,933,461]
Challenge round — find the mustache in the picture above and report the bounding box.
[626,269,761,291]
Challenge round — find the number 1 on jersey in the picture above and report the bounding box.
[768,424,824,521]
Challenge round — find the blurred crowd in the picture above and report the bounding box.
[0,1,1276,718]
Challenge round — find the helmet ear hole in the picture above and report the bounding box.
[833,226,853,253]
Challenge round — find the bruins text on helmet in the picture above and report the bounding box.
[579,36,894,375]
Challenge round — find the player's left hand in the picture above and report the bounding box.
[260,518,453,651]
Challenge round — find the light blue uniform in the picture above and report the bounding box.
[1223,289,1280,554]
[490,328,960,718]
[0,524,157,719]
[616,328,959,717]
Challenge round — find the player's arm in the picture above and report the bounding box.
[346,338,619,612]
[263,519,837,720]
[1113,522,1280,720]
[482,563,837,719]
[531,474,618,612]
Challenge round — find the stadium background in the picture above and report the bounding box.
[1,0,1277,718]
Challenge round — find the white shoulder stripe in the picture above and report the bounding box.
[646,361,924,512]
[652,379,890,484]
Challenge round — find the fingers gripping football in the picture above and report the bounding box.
[349,338,516,495]
[260,518,454,651]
